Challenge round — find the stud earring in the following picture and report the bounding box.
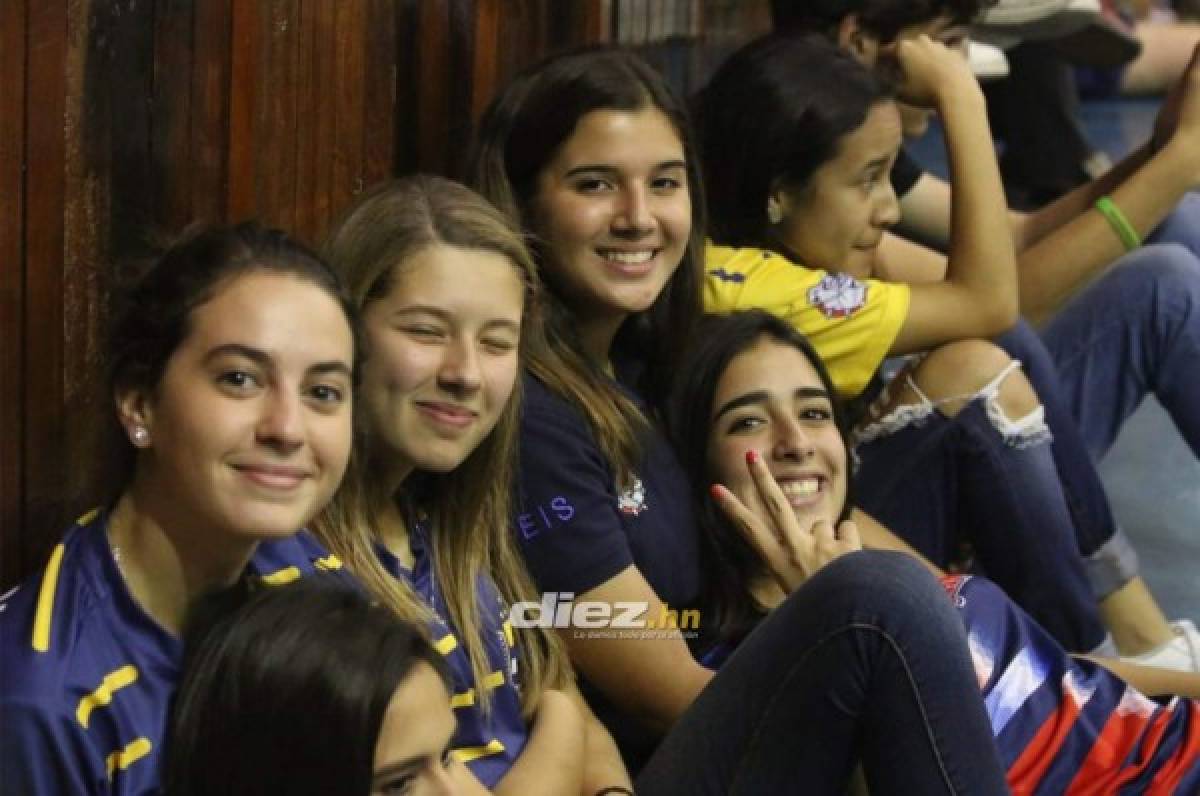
[766,197,783,225]
[132,426,149,446]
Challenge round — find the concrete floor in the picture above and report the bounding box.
[911,95,1199,622]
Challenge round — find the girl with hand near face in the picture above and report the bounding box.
[674,309,1200,795]
[471,46,1011,793]
[317,175,629,796]
[694,32,1194,665]
[0,224,357,795]
[164,578,459,796]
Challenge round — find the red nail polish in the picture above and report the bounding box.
[709,484,723,499]
[745,450,758,464]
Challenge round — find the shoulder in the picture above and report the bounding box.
[248,531,348,585]
[1,512,112,696]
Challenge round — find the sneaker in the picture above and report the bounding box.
[968,39,1011,81]
[1120,619,1200,673]
[1051,0,1142,67]
[974,0,1101,48]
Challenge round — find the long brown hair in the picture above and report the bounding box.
[317,175,566,715]
[470,46,707,486]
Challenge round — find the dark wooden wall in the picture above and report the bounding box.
[1,0,768,589]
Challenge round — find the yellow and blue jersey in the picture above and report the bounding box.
[0,509,345,795]
[376,523,528,788]
[704,242,911,399]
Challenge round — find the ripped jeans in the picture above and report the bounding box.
[852,359,1110,654]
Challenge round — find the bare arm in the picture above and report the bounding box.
[565,682,633,794]
[493,689,586,796]
[561,566,715,736]
[886,37,1018,355]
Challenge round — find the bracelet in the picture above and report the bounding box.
[1094,196,1141,252]
[593,788,635,796]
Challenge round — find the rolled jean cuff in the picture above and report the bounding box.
[1087,528,1140,599]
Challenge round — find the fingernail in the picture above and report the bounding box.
[709,484,723,500]
[745,450,759,464]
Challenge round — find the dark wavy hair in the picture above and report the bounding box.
[470,45,706,438]
[163,577,450,796]
[667,311,854,645]
[102,222,361,503]
[770,0,997,40]
[694,33,892,249]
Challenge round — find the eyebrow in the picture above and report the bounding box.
[863,156,891,173]
[712,387,831,422]
[392,305,521,333]
[370,758,424,785]
[203,343,352,379]
[564,160,687,178]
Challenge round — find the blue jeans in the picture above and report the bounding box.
[636,552,1008,795]
[1147,190,1200,262]
[852,381,1108,654]
[994,320,1139,599]
[1041,242,1200,462]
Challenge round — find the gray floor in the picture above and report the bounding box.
[911,95,1199,622]
[1100,400,1199,621]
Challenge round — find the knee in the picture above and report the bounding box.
[912,340,1041,420]
[1119,243,1200,301]
[805,550,950,618]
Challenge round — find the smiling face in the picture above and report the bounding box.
[774,100,902,270]
[360,243,525,480]
[370,661,457,796]
[706,336,848,531]
[530,106,692,328]
[126,271,355,542]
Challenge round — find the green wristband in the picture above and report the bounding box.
[1094,196,1141,252]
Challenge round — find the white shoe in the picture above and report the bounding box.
[968,39,1010,81]
[1120,619,1200,673]
[974,0,1101,47]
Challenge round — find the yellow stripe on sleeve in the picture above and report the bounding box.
[450,739,506,764]
[77,665,139,728]
[259,566,301,585]
[434,634,458,655]
[482,670,505,690]
[76,508,101,526]
[502,620,514,648]
[32,544,66,652]
[105,737,152,778]
[450,690,476,709]
[314,554,343,571]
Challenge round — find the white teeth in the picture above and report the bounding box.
[600,250,654,264]
[780,478,820,497]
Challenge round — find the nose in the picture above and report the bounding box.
[256,389,304,452]
[874,181,901,229]
[612,185,654,237]
[771,416,815,462]
[437,336,482,396]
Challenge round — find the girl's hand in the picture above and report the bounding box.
[711,451,862,594]
[884,34,979,110]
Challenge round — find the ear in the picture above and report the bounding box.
[767,180,796,225]
[835,14,881,67]
[115,385,156,449]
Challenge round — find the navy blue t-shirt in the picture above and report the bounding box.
[0,509,346,795]
[513,373,702,766]
[375,525,527,788]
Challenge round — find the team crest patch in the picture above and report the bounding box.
[617,477,648,516]
[807,273,867,318]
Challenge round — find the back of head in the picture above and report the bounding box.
[770,0,993,40]
[695,34,889,249]
[163,577,447,796]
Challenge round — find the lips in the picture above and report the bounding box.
[415,400,478,429]
[596,247,660,276]
[232,463,310,490]
[775,474,826,509]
